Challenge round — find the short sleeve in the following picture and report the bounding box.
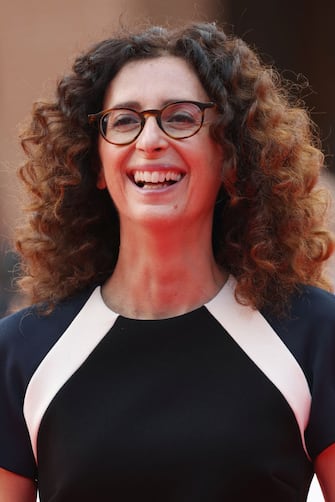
[0,310,37,479]
[265,286,335,461]
[304,297,335,459]
[0,289,92,479]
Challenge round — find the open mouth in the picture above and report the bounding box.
[131,170,185,190]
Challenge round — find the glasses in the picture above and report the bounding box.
[88,100,215,145]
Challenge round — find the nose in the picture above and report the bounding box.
[135,116,169,154]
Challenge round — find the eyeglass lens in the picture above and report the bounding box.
[100,102,205,145]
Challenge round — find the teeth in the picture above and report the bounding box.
[133,171,182,184]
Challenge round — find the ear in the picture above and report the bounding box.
[96,168,107,190]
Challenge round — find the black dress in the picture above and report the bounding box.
[0,277,335,501]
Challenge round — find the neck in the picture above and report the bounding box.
[101,218,227,319]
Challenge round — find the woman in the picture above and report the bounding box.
[0,22,334,501]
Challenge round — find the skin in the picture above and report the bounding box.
[0,468,36,502]
[97,57,224,229]
[315,443,335,501]
[98,56,227,319]
[2,56,334,500]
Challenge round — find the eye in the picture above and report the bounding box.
[163,104,201,130]
[103,110,141,132]
[168,112,196,125]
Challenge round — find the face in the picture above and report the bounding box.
[97,56,223,229]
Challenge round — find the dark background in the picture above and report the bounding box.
[225,0,335,172]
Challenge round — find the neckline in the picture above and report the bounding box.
[96,275,235,321]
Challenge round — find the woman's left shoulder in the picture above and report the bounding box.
[289,284,335,323]
[263,284,335,360]
[290,286,335,460]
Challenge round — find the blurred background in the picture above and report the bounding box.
[0,1,334,499]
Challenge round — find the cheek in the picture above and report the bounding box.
[189,133,223,163]
[96,141,118,190]
[198,140,223,179]
[96,142,133,191]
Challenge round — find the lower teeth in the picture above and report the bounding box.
[142,182,170,190]
[137,181,176,189]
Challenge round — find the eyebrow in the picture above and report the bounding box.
[108,99,191,110]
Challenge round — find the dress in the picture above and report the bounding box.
[0,277,335,502]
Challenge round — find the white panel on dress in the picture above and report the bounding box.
[205,276,312,460]
[23,287,118,462]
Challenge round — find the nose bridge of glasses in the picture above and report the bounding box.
[141,108,161,123]
[140,109,164,135]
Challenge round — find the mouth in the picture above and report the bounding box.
[130,170,185,190]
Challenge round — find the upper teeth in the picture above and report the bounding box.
[133,171,182,184]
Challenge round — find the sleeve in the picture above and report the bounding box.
[303,289,335,460]
[0,311,37,479]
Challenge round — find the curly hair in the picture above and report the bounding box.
[16,22,334,313]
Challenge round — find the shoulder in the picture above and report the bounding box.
[284,284,335,339]
[265,284,335,339]
[264,284,335,385]
[287,286,335,458]
[288,284,335,321]
[262,285,335,458]
[263,285,335,379]
[0,286,96,374]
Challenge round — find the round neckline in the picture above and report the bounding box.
[96,275,234,322]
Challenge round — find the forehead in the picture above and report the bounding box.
[103,56,209,107]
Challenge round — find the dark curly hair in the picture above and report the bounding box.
[16,22,334,313]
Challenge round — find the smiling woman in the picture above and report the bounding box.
[95,56,223,239]
[0,22,335,502]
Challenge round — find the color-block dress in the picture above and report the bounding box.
[1,277,335,501]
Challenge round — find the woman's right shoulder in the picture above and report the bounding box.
[0,286,97,354]
[0,304,45,347]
